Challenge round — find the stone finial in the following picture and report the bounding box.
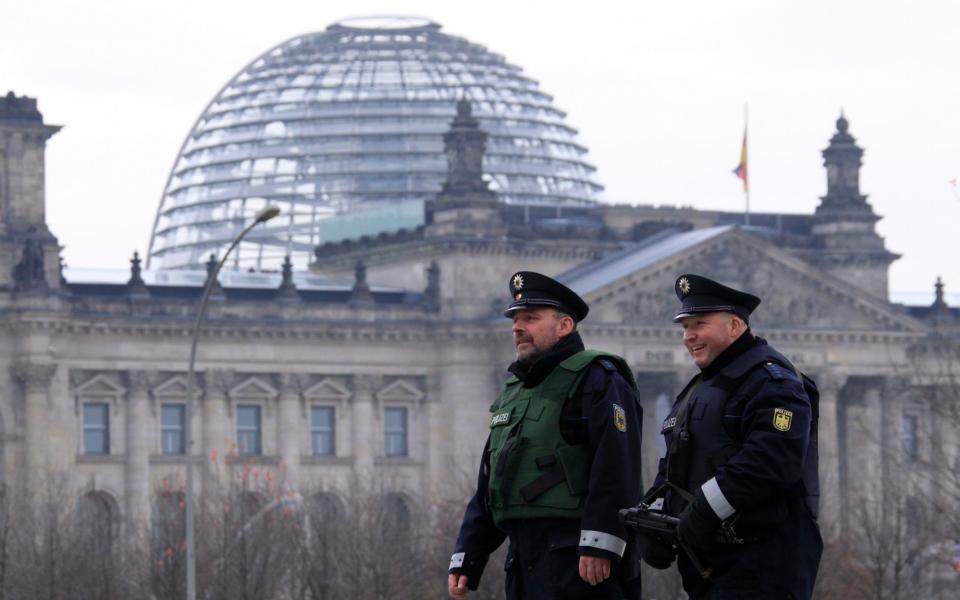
[423,261,440,311]
[932,276,949,312]
[205,253,225,299]
[0,91,43,123]
[349,260,374,306]
[276,254,299,302]
[836,110,848,135]
[12,228,48,292]
[59,255,67,286]
[819,111,866,209]
[439,99,495,199]
[929,276,956,327]
[126,251,149,298]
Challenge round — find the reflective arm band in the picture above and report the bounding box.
[701,477,736,520]
[449,552,465,570]
[579,530,627,557]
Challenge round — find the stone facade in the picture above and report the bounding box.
[1,93,957,560]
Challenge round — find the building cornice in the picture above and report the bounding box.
[0,307,929,348]
[313,235,616,272]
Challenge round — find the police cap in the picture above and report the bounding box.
[503,271,589,322]
[672,273,761,323]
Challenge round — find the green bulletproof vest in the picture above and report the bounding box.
[487,350,638,527]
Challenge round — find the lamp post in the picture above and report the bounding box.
[184,206,280,600]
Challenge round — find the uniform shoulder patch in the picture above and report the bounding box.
[598,358,617,372]
[773,407,793,432]
[762,361,798,382]
[613,404,627,432]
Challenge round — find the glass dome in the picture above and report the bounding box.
[148,17,604,270]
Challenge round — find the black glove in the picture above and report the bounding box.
[637,532,677,570]
[676,497,721,550]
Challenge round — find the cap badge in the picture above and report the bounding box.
[515,292,523,300]
[678,276,691,296]
[513,274,524,290]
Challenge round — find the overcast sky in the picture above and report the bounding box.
[4,0,958,304]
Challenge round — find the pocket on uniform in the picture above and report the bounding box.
[544,535,586,595]
[690,401,707,420]
[556,444,590,496]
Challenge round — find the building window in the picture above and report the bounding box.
[76,492,114,554]
[83,403,110,454]
[160,404,186,455]
[902,414,919,462]
[311,406,335,456]
[384,407,408,457]
[236,405,262,456]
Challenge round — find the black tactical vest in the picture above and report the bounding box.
[660,344,820,528]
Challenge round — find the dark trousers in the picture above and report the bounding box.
[503,520,641,600]
[678,507,823,600]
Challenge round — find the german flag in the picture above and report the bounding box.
[732,127,748,192]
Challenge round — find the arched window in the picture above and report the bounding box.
[150,491,186,597]
[76,492,115,554]
[151,491,186,551]
[380,492,413,543]
[306,492,342,539]
[237,491,264,523]
[306,492,344,571]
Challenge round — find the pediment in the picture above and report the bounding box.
[73,374,126,397]
[375,379,424,402]
[229,377,278,399]
[152,375,192,398]
[303,377,352,400]
[575,228,926,332]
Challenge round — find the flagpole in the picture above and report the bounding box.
[744,103,750,226]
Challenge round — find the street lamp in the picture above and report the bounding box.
[183,206,280,600]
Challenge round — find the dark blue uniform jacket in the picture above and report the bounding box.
[648,332,822,598]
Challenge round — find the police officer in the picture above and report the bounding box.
[640,274,823,599]
[448,271,643,600]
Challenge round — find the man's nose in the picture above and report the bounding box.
[682,328,695,343]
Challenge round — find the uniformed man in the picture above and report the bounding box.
[447,271,644,600]
[640,274,823,598]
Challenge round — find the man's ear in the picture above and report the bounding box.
[557,313,576,336]
[729,315,745,337]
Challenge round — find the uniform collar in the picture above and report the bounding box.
[508,331,585,388]
[700,329,755,379]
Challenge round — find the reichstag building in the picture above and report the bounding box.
[1,16,957,593]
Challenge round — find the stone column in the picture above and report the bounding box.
[203,369,231,490]
[276,374,301,490]
[431,363,494,497]
[841,378,883,530]
[423,373,445,498]
[635,372,677,492]
[353,375,380,478]
[124,371,151,527]
[878,376,906,513]
[11,362,56,498]
[814,371,845,539]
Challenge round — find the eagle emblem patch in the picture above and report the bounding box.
[773,408,793,432]
[613,404,627,432]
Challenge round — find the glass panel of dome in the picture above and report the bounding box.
[149,18,603,270]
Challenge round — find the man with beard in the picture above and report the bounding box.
[447,271,643,600]
[639,274,822,599]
